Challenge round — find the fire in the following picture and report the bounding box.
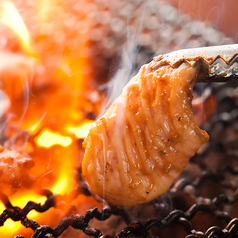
[68,120,94,139]
[0,220,21,235]
[0,0,99,237]
[0,202,20,232]
[0,0,36,56]
[36,129,72,148]
[52,176,68,194]
[34,129,78,196]
[0,192,46,236]
[35,129,76,196]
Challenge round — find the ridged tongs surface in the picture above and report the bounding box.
[154,44,238,83]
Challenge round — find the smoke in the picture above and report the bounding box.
[100,45,138,115]
[0,57,35,151]
[99,4,147,115]
[0,90,10,119]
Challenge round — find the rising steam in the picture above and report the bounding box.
[99,5,147,116]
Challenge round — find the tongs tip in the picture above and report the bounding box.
[154,44,238,83]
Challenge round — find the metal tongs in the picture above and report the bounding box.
[153,44,238,83]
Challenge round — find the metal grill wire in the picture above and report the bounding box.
[0,81,237,238]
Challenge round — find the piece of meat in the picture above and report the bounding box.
[0,145,34,192]
[82,59,209,207]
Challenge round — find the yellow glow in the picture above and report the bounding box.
[0,193,46,234]
[28,123,41,134]
[0,203,17,232]
[10,194,46,209]
[1,0,35,56]
[28,112,47,134]
[0,202,21,233]
[28,210,38,218]
[0,220,21,232]
[36,130,72,148]
[0,202,4,212]
[67,120,94,139]
[52,177,68,195]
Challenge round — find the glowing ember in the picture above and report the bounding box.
[0,220,21,235]
[0,192,46,236]
[52,177,68,194]
[35,129,78,196]
[0,0,100,236]
[0,0,35,56]
[68,120,94,139]
[36,130,72,148]
[0,202,20,232]
[10,193,46,209]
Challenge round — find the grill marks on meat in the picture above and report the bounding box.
[82,60,209,207]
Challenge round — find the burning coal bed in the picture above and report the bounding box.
[0,80,238,238]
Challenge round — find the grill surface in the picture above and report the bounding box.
[1,117,238,238]
[1,80,238,237]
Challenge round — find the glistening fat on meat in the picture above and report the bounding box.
[82,58,209,207]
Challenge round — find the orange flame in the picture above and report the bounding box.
[0,0,36,57]
[35,129,76,195]
[67,120,94,139]
[0,192,46,236]
[0,0,98,236]
[36,129,72,148]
